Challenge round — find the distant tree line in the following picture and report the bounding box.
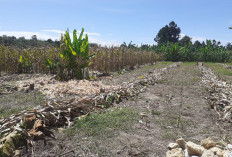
[120,21,232,52]
[0,35,60,48]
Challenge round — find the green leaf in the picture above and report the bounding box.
[19,55,23,63]
[47,59,52,66]
[73,29,78,51]
[90,75,95,80]
[68,45,77,56]
[59,53,64,59]
[84,54,95,60]
[78,28,84,42]
[64,29,72,49]
[80,62,90,68]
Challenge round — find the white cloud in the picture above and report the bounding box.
[41,29,64,34]
[41,29,101,37]
[180,33,206,42]
[191,36,206,42]
[0,31,59,41]
[179,33,232,45]
[89,36,120,47]
[179,33,185,38]
[189,35,232,45]
[0,30,119,46]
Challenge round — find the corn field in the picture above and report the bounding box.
[90,47,161,73]
[0,45,162,75]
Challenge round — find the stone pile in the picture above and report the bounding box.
[166,138,232,157]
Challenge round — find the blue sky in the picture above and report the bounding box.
[0,0,232,46]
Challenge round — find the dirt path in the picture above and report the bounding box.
[106,62,229,156]
[20,62,232,157]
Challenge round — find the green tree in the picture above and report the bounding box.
[31,35,38,46]
[193,40,202,48]
[154,21,181,45]
[226,43,232,50]
[179,35,192,46]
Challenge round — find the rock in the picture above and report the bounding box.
[14,150,22,157]
[176,138,186,149]
[223,150,232,157]
[168,143,179,150]
[202,150,216,157]
[186,141,205,156]
[202,147,224,157]
[166,148,184,157]
[210,147,224,156]
[197,62,203,66]
[201,138,216,149]
[226,144,232,151]
[58,128,65,133]
[183,149,189,157]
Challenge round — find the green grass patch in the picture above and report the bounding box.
[67,107,139,138]
[205,63,232,76]
[0,92,45,118]
[182,62,197,66]
[204,63,232,83]
[165,62,200,85]
[152,61,173,68]
[130,62,173,73]
[0,107,31,118]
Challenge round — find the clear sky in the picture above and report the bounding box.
[0,0,232,46]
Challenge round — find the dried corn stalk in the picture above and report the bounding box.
[198,63,232,121]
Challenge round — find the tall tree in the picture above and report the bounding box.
[193,40,202,48]
[154,21,181,45]
[31,35,38,46]
[179,35,192,46]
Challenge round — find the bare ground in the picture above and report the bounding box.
[19,62,232,157]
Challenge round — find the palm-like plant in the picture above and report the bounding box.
[56,28,94,80]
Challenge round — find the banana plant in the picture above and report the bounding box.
[18,55,32,74]
[45,58,59,74]
[56,28,95,80]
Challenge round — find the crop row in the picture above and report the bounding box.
[0,45,162,75]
